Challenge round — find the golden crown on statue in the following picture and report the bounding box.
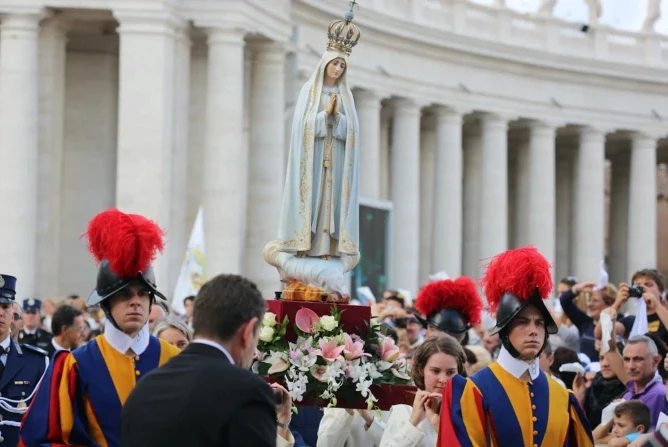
[327,1,361,56]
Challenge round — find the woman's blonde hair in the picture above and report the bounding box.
[152,316,193,342]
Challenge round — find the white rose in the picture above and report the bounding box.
[319,315,338,332]
[263,312,277,327]
[259,326,275,343]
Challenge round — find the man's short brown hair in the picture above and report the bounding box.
[411,333,466,389]
[192,274,264,341]
[632,269,666,293]
[614,400,650,433]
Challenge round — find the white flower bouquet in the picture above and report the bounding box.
[253,305,412,410]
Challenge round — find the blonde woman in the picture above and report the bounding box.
[152,316,193,351]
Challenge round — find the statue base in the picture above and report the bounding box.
[280,280,350,304]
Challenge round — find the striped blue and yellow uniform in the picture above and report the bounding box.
[19,335,179,447]
[439,362,594,447]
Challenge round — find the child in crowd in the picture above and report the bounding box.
[594,400,650,446]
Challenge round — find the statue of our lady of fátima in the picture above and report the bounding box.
[263,3,362,300]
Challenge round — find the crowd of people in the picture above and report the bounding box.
[0,208,665,447]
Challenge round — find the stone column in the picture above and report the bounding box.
[356,89,382,199]
[432,106,463,277]
[627,133,658,277]
[114,12,176,284]
[202,27,247,276]
[419,118,435,283]
[462,127,481,278]
[165,22,192,296]
[572,127,606,281]
[390,99,421,292]
[0,12,42,296]
[379,107,391,200]
[479,113,509,268]
[245,41,285,297]
[527,121,557,267]
[36,17,69,297]
[555,148,574,281]
[609,155,629,283]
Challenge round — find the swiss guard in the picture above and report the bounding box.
[438,246,594,447]
[0,275,49,447]
[414,276,483,345]
[19,209,180,447]
[18,298,52,352]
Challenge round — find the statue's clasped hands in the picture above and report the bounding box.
[326,94,339,116]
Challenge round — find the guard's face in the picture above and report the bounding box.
[507,305,546,360]
[23,310,40,329]
[325,58,346,81]
[109,284,151,335]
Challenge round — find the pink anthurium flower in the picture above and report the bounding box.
[343,333,367,360]
[295,307,320,334]
[315,338,346,362]
[310,364,329,382]
[380,336,401,363]
[268,359,290,375]
[390,368,411,381]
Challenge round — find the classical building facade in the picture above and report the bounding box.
[0,0,666,299]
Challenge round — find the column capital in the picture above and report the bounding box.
[40,16,71,36]
[354,89,383,106]
[392,97,420,116]
[205,25,246,45]
[579,125,607,142]
[529,120,559,136]
[247,40,286,61]
[113,10,180,35]
[479,112,510,130]
[0,8,47,32]
[433,105,468,119]
[631,131,658,149]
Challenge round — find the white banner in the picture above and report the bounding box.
[172,207,206,315]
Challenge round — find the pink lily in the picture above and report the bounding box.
[295,308,320,334]
[343,334,368,360]
[315,338,346,362]
[380,336,401,363]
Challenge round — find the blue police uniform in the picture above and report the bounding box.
[18,299,52,353]
[0,275,48,447]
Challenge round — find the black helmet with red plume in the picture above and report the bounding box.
[415,277,483,343]
[482,246,557,358]
[82,209,167,308]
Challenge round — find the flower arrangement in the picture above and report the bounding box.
[253,305,412,409]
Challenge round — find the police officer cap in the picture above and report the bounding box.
[0,274,17,304]
[22,298,42,313]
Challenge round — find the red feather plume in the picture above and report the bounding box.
[415,277,483,326]
[82,208,165,277]
[481,246,553,312]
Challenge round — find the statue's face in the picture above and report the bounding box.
[325,58,346,82]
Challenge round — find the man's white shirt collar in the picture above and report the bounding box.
[192,338,235,365]
[0,335,11,352]
[52,338,68,352]
[104,322,150,355]
[23,328,37,335]
[497,346,541,381]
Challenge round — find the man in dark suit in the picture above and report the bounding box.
[121,274,295,447]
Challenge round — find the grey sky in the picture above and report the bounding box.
[469,0,668,34]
